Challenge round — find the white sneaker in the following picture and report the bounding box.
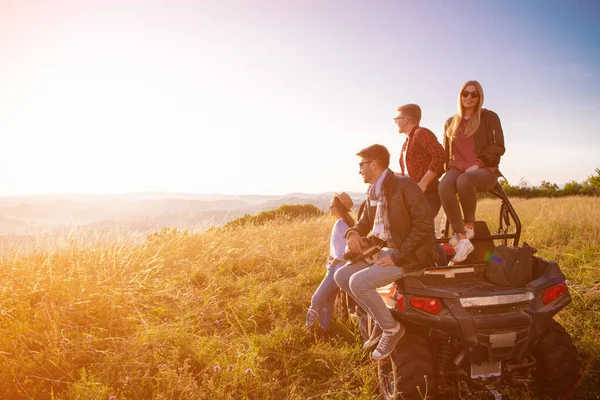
[449,233,459,247]
[372,323,405,360]
[449,226,475,247]
[465,226,475,239]
[450,239,475,264]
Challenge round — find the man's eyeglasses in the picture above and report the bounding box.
[359,160,372,167]
[394,116,407,122]
[461,90,479,99]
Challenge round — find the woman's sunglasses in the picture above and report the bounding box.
[461,90,479,99]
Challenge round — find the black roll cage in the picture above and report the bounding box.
[436,182,521,247]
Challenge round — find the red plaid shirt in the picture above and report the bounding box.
[399,126,446,192]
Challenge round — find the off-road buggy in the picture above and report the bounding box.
[342,184,581,399]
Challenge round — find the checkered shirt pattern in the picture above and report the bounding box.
[399,126,446,185]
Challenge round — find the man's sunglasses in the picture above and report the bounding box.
[461,90,479,99]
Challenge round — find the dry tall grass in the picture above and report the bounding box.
[0,197,598,399]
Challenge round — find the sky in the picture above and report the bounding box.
[1,0,599,196]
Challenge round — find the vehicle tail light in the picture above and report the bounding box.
[542,283,567,304]
[409,296,442,315]
[441,243,455,256]
[397,294,405,312]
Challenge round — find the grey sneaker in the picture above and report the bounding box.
[372,323,406,360]
[362,324,383,349]
[449,227,475,247]
[450,239,474,264]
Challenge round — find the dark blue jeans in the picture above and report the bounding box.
[424,189,446,265]
[439,168,497,235]
[425,189,442,218]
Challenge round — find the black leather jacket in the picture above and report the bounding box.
[346,169,436,270]
[444,109,505,169]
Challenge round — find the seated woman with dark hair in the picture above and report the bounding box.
[305,192,355,332]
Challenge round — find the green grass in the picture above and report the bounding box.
[0,197,598,399]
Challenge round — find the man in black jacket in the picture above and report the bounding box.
[334,144,436,360]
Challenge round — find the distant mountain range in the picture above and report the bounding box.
[0,192,366,239]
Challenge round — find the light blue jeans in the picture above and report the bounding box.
[306,262,342,331]
[334,249,405,330]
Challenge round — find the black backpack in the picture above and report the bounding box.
[485,242,537,287]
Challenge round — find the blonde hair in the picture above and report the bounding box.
[445,80,485,139]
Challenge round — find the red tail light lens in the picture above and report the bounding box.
[441,243,455,256]
[542,283,567,304]
[409,296,442,315]
[396,294,405,312]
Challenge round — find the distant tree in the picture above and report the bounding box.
[500,179,534,198]
[584,168,600,196]
[500,180,517,196]
[478,169,600,199]
[540,181,559,191]
[563,181,583,196]
[539,181,559,197]
[518,177,530,188]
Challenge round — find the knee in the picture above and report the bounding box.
[438,178,454,197]
[333,266,348,288]
[456,175,474,194]
[348,274,360,295]
[348,273,370,296]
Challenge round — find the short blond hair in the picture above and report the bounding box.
[397,104,422,124]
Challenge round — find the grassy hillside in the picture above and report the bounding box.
[0,197,598,399]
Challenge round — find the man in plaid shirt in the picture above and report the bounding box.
[395,104,446,219]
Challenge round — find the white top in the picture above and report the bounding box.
[330,218,350,264]
[402,146,410,179]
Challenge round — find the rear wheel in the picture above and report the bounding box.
[378,331,436,400]
[533,319,581,399]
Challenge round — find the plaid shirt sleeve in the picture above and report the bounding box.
[407,128,446,181]
[416,128,446,176]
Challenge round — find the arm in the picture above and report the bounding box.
[418,170,437,192]
[331,220,349,263]
[344,199,371,251]
[478,111,505,166]
[390,181,435,266]
[418,129,446,190]
[418,128,446,178]
[442,118,452,172]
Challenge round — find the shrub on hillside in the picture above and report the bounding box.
[224,204,324,228]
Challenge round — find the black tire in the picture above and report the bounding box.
[378,331,436,400]
[533,319,581,399]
